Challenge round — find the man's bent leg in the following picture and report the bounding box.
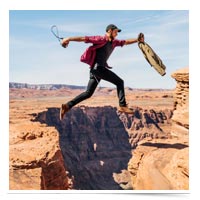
[92,67,134,114]
[93,67,126,106]
[67,79,98,108]
[60,73,99,120]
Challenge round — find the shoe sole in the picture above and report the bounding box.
[60,104,65,121]
[118,111,134,114]
[118,108,134,114]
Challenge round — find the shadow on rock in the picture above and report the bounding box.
[141,142,188,149]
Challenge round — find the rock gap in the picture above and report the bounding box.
[33,106,132,190]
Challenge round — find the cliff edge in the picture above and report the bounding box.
[128,67,189,190]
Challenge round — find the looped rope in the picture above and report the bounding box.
[51,25,63,44]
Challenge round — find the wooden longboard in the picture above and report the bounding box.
[138,42,166,76]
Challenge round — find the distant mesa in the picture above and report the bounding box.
[9,82,172,91]
[9,82,85,90]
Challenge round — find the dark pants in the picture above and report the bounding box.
[67,66,127,109]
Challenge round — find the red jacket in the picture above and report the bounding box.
[80,35,126,68]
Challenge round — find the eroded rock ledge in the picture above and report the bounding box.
[9,122,72,190]
[171,67,189,138]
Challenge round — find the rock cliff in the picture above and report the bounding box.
[127,67,189,190]
[9,102,72,190]
[171,67,189,139]
[33,106,172,190]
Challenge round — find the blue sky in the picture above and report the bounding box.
[9,10,189,89]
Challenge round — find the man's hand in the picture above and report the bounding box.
[61,38,70,48]
[138,33,144,43]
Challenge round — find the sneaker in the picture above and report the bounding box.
[60,104,70,120]
[118,105,134,114]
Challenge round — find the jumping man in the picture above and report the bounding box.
[60,24,144,120]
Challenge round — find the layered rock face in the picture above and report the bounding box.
[118,107,172,147]
[169,67,189,189]
[171,67,189,139]
[34,106,172,190]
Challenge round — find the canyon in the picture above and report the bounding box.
[9,67,189,190]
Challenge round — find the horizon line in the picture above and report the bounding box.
[9,81,174,90]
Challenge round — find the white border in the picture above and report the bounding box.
[0,0,191,10]
[1,0,199,199]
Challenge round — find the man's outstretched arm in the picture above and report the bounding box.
[125,38,138,45]
[125,33,145,45]
[61,36,85,48]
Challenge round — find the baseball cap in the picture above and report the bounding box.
[106,24,121,32]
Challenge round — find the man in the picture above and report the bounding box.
[60,24,144,120]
